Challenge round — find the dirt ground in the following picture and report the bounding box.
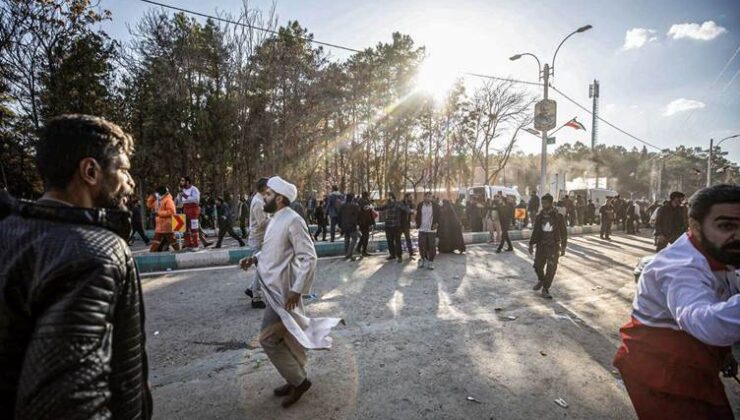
[141,232,740,419]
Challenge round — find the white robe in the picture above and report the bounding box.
[256,207,342,349]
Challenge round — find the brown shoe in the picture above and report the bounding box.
[281,379,312,408]
[274,383,293,397]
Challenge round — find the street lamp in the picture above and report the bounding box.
[510,24,592,196]
[707,134,740,187]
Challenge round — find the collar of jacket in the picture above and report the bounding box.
[1,191,133,240]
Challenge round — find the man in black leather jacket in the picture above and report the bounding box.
[0,115,152,419]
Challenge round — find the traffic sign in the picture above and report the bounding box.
[547,137,556,145]
[172,214,186,232]
[534,99,557,131]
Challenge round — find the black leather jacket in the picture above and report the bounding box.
[0,191,152,419]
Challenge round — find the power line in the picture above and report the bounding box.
[549,84,663,151]
[138,0,362,53]
[463,72,542,87]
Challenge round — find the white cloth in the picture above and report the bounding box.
[255,207,342,349]
[419,202,435,232]
[181,185,200,204]
[248,192,268,248]
[632,233,740,347]
[268,176,297,202]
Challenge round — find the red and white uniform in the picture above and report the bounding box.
[614,232,740,419]
[181,185,201,248]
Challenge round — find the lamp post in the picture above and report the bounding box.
[707,134,740,187]
[510,24,592,196]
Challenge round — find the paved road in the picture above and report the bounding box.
[141,232,740,419]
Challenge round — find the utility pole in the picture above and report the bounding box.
[707,138,713,187]
[540,63,550,196]
[589,80,600,188]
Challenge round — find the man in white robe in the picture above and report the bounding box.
[240,176,342,408]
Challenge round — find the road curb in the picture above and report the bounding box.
[134,224,607,272]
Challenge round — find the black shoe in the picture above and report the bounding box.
[251,299,266,309]
[203,241,212,248]
[274,384,293,397]
[533,281,543,291]
[282,379,312,408]
[350,256,358,262]
[362,252,371,257]
[386,256,396,261]
[505,248,514,252]
[495,249,502,254]
[214,245,222,249]
[244,288,253,298]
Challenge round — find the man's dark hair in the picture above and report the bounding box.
[36,114,134,190]
[346,193,355,202]
[362,191,369,199]
[182,176,191,184]
[424,191,433,197]
[689,184,740,223]
[669,191,685,200]
[256,177,269,191]
[388,192,396,200]
[332,185,339,192]
[156,186,169,196]
[541,193,554,202]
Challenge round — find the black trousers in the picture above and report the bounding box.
[357,225,370,253]
[401,226,414,256]
[216,220,245,247]
[497,227,512,251]
[385,226,402,258]
[330,216,340,242]
[533,244,560,290]
[601,218,612,237]
[314,223,327,240]
[130,223,150,244]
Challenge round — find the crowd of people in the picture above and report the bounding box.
[0,115,737,418]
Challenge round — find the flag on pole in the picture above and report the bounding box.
[564,117,586,131]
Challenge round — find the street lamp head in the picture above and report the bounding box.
[577,25,593,33]
[509,54,522,61]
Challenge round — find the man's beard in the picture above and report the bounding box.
[94,177,132,210]
[700,231,740,266]
[264,199,277,214]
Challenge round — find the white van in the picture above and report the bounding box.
[465,185,522,204]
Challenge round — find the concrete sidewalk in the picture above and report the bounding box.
[135,225,609,272]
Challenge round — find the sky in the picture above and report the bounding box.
[101,0,740,164]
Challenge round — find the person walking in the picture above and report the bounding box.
[356,191,374,257]
[528,191,540,228]
[179,176,202,248]
[563,195,576,227]
[245,178,270,308]
[585,199,596,225]
[215,194,246,248]
[401,193,415,259]
[238,176,342,408]
[339,193,360,261]
[575,195,586,226]
[529,194,568,299]
[614,185,740,419]
[600,198,615,240]
[654,191,688,252]
[485,198,501,243]
[239,193,250,239]
[149,186,180,252]
[0,115,152,419]
[129,195,150,246]
[438,200,466,253]
[326,185,344,242]
[496,196,515,253]
[313,200,328,241]
[415,192,440,270]
[376,193,408,262]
